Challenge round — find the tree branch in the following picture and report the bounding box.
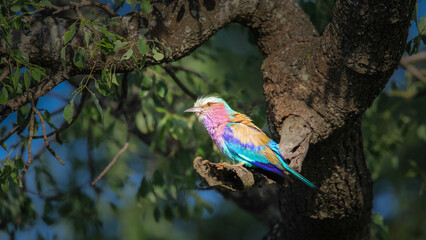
[162,66,197,100]
[33,90,88,139]
[17,112,35,180]
[0,68,69,120]
[32,104,66,165]
[400,52,426,84]
[31,1,118,17]
[91,133,130,186]
[193,157,280,191]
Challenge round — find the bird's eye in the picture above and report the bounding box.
[207,102,213,107]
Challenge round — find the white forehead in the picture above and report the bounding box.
[194,96,224,107]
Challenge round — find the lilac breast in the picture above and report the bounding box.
[200,113,228,150]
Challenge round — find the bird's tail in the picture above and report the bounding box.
[281,164,323,193]
[277,155,325,195]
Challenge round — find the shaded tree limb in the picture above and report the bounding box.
[0,68,69,121]
[31,1,118,17]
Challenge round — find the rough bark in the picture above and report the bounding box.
[0,0,416,239]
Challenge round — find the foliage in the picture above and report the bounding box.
[0,0,425,239]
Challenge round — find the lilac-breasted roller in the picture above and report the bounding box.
[185,96,321,191]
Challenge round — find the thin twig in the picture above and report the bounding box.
[91,136,130,186]
[32,105,66,165]
[166,65,210,83]
[0,126,19,145]
[400,52,426,84]
[0,107,34,145]
[33,91,88,139]
[163,66,197,100]
[400,60,426,84]
[17,113,35,180]
[400,52,426,64]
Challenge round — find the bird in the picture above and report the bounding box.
[184,96,322,192]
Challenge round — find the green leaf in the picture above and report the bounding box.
[1,179,9,194]
[31,69,41,82]
[79,19,86,30]
[418,17,426,36]
[10,4,22,13]
[95,81,104,95]
[156,81,168,98]
[24,70,30,90]
[84,31,90,48]
[138,39,149,55]
[61,46,66,68]
[153,49,164,61]
[4,158,13,167]
[64,22,77,44]
[73,47,89,68]
[101,68,108,82]
[15,157,25,170]
[137,177,151,198]
[141,0,152,14]
[113,40,128,53]
[121,49,133,61]
[10,49,29,63]
[0,87,8,104]
[111,73,118,85]
[13,67,20,90]
[40,1,51,7]
[90,91,103,119]
[63,100,75,124]
[135,112,148,133]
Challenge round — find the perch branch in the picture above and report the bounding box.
[193,157,276,191]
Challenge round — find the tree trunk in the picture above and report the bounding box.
[0,0,416,239]
[269,123,373,240]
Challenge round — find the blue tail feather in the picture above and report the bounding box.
[276,154,321,192]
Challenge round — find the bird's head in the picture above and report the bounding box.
[184,96,235,122]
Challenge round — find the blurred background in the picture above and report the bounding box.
[1,0,425,239]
